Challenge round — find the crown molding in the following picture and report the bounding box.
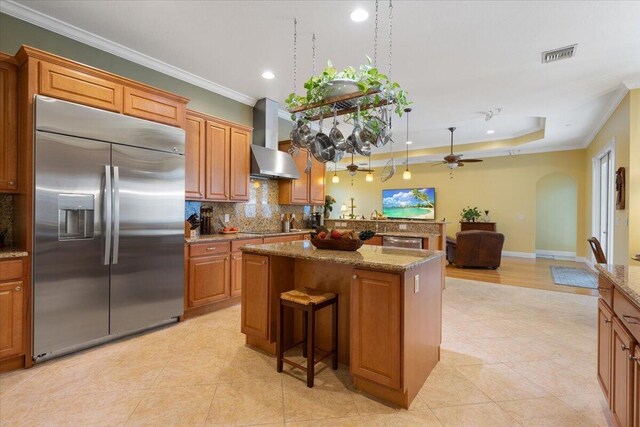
[580,83,630,149]
[0,0,259,107]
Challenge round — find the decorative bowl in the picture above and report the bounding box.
[310,237,364,251]
[326,79,360,98]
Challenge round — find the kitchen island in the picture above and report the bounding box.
[240,240,444,408]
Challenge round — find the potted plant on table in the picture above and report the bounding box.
[461,206,482,222]
[324,195,336,219]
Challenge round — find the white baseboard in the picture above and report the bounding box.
[502,251,536,259]
[535,250,577,259]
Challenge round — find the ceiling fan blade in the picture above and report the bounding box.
[358,169,374,173]
[457,162,465,167]
[431,162,446,167]
[459,159,483,163]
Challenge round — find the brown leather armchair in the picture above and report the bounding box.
[446,230,505,269]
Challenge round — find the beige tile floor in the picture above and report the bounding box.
[0,277,615,427]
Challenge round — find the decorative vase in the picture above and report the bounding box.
[484,210,491,222]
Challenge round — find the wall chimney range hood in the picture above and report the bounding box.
[250,98,300,179]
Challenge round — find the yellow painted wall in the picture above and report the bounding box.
[584,93,631,265]
[629,90,640,265]
[326,150,586,255]
[535,173,578,253]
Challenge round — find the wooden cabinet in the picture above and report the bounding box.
[0,259,24,360]
[364,236,383,246]
[598,299,614,400]
[187,254,230,307]
[350,269,401,389]
[634,347,640,427]
[241,253,270,339]
[186,110,251,202]
[123,86,185,127]
[39,60,123,113]
[231,252,243,297]
[0,54,18,193]
[184,114,205,199]
[278,141,325,205]
[612,317,635,427]
[460,222,496,232]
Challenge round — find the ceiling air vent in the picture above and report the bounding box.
[541,44,577,64]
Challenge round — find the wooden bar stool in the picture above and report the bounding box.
[276,287,338,388]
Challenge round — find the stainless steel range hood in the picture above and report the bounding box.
[251,98,300,179]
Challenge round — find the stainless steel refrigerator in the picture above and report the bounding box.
[33,95,185,362]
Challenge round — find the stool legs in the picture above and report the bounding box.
[307,305,315,388]
[276,300,284,373]
[332,297,338,370]
[302,311,308,359]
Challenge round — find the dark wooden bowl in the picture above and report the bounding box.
[310,237,364,251]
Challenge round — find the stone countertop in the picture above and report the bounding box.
[0,249,28,259]
[185,229,314,244]
[241,240,444,272]
[596,264,640,306]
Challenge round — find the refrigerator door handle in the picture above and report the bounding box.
[113,166,120,264]
[104,165,112,265]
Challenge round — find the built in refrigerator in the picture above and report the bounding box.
[33,96,185,362]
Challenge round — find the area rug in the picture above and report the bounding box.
[550,266,598,289]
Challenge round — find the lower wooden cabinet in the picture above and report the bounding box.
[231,252,243,297]
[364,236,382,246]
[0,258,24,361]
[188,253,230,307]
[350,269,401,390]
[611,317,635,427]
[598,299,614,400]
[240,253,270,339]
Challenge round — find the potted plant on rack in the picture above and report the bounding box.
[461,206,482,222]
[324,195,336,219]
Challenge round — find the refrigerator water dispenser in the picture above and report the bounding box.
[58,194,95,240]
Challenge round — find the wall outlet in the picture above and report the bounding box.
[414,274,420,293]
[518,214,525,221]
[399,224,407,230]
[224,214,229,223]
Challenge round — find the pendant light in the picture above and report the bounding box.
[403,107,412,180]
[332,162,340,183]
[365,154,373,182]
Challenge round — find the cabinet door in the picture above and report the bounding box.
[0,280,23,358]
[0,58,18,192]
[612,317,635,427]
[241,254,269,339]
[231,251,242,297]
[205,120,230,201]
[39,61,123,113]
[123,87,184,127]
[309,155,325,205]
[291,149,310,204]
[365,236,383,246]
[229,127,250,201]
[634,347,640,427]
[598,299,614,403]
[188,254,230,307]
[351,269,401,389]
[185,114,205,200]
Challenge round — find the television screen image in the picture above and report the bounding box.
[382,188,436,220]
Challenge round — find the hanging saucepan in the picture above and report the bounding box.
[329,109,347,152]
[311,116,335,163]
[381,107,393,146]
[350,104,365,155]
[291,118,312,148]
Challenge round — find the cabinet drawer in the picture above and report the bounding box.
[599,275,614,307]
[123,87,185,127]
[189,241,230,257]
[0,260,23,281]
[39,61,123,112]
[613,288,640,343]
[231,238,263,252]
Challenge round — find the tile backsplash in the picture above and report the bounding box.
[186,179,315,232]
[0,194,13,248]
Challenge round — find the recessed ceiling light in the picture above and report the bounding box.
[261,70,275,80]
[406,140,412,145]
[350,8,368,22]
[486,130,495,135]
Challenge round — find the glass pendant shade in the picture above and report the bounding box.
[365,172,373,182]
[332,174,340,183]
[403,169,412,180]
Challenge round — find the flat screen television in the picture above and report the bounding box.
[382,188,436,220]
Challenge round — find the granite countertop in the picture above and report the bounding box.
[0,248,29,259]
[241,240,444,272]
[596,264,640,306]
[185,229,314,244]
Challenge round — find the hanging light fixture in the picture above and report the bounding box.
[403,107,412,180]
[332,162,340,183]
[366,153,373,182]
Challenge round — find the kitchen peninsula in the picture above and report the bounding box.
[240,240,444,408]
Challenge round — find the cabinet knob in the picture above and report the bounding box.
[15,286,21,291]
[622,344,630,352]
[629,354,639,361]
[604,318,611,324]
[623,315,640,324]
[9,181,15,185]
[352,275,357,280]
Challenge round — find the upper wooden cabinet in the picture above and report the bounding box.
[186,109,251,202]
[123,86,185,127]
[0,54,18,193]
[278,141,325,206]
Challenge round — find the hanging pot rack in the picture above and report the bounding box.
[288,89,395,122]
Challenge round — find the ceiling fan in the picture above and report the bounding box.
[432,127,483,169]
[345,151,373,176]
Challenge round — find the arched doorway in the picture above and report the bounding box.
[535,173,578,258]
